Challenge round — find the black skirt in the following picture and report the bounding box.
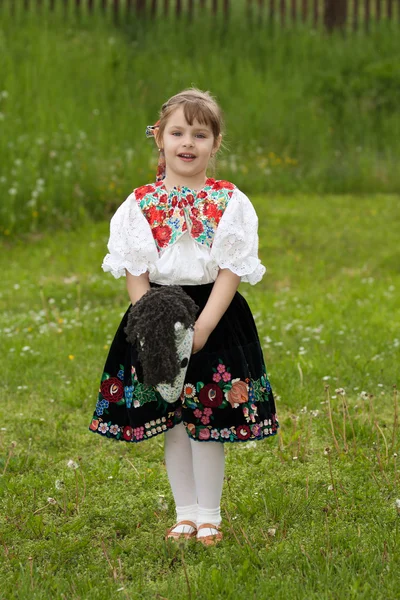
[89,283,279,444]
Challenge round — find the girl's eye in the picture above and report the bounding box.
[172,132,182,136]
[196,134,206,138]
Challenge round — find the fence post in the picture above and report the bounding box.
[324,0,347,31]
[301,0,308,23]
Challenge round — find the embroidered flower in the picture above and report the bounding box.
[200,415,210,425]
[210,429,220,439]
[133,426,144,440]
[203,202,223,222]
[203,408,212,416]
[217,364,226,373]
[135,184,156,200]
[133,399,141,408]
[152,225,172,248]
[220,428,231,439]
[226,379,248,408]
[144,205,166,225]
[212,180,235,190]
[95,398,109,416]
[190,219,204,238]
[100,377,124,403]
[98,423,109,434]
[213,373,222,383]
[109,424,120,435]
[199,428,211,440]
[187,423,196,435]
[89,419,99,431]
[117,368,124,381]
[123,426,133,441]
[124,385,134,408]
[193,409,202,419]
[237,425,251,440]
[222,371,231,382]
[252,424,261,437]
[184,383,196,398]
[199,383,224,408]
[197,190,208,199]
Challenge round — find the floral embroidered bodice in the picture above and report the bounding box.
[134,178,236,251]
[101,180,266,286]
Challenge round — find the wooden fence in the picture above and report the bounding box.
[8,0,400,30]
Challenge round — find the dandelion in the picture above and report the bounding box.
[360,391,369,400]
[68,355,75,360]
[327,485,334,491]
[55,480,64,490]
[335,388,346,396]
[322,376,331,381]
[267,528,276,537]
[47,497,57,505]
[67,459,79,470]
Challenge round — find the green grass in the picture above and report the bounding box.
[1,193,399,599]
[1,4,400,235]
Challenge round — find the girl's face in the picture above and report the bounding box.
[158,105,221,185]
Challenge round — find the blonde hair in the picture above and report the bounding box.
[156,88,224,150]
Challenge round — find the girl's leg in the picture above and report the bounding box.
[190,439,225,538]
[164,422,197,534]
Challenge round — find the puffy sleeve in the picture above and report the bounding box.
[210,188,266,285]
[101,192,159,278]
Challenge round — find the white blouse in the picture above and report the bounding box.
[102,186,266,286]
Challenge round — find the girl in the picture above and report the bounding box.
[89,88,279,546]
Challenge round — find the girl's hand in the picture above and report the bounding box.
[192,322,211,354]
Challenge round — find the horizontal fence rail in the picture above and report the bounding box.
[5,0,400,29]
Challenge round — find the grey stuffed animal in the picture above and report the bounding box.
[124,286,198,403]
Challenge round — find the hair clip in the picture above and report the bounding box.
[145,121,160,138]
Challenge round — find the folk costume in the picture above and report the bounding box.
[88,177,279,445]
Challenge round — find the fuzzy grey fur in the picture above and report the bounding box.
[124,286,198,386]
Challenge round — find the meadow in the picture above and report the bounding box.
[1,3,400,235]
[1,192,399,598]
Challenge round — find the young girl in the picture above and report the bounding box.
[89,88,279,546]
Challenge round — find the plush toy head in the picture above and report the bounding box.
[124,286,198,403]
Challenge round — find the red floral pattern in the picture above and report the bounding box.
[151,225,172,248]
[134,178,235,252]
[100,377,124,403]
[199,383,224,408]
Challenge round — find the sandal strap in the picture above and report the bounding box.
[174,520,197,529]
[167,520,197,532]
[197,522,221,532]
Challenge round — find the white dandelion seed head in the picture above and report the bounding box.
[67,459,79,470]
[47,497,57,505]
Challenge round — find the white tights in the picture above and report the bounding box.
[164,422,225,537]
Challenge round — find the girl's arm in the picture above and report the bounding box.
[192,268,241,354]
[126,271,151,305]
